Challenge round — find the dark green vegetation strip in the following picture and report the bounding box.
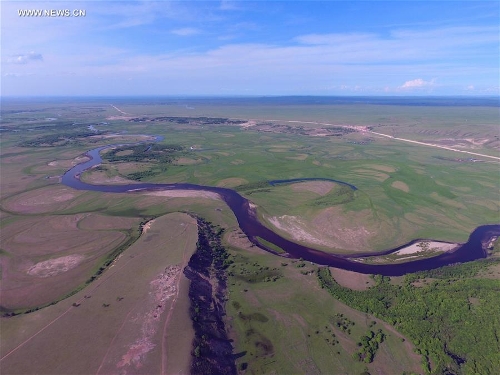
[234,181,270,192]
[129,116,246,125]
[102,143,186,180]
[254,236,286,254]
[103,143,183,163]
[318,260,500,375]
[19,131,100,147]
[183,218,237,375]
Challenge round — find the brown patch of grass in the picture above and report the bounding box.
[0,213,198,375]
[290,181,336,196]
[2,187,84,214]
[115,150,134,157]
[477,262,500,279]
[217,177,249,188]
[370,164,396,173]
[225,229,268,255]
[329,267,374,290]
[410,278,438,288]
[77,214,141,231]
[267,207,396,253]
[430,192,466,209]
[286,154,308,161]
[391,181,410,192]
[81,168,135,185]
[0,214,128,309]
[172,157,203,165]
[352,169,390,182]
[142,190,221,200]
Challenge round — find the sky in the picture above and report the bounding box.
[1,0,499,96]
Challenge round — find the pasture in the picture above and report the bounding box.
[0,212,198,375]
[224,245,423,374]
[1,97,498,374]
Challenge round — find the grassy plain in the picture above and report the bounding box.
[1,97,498,375]
[224,245,423,374]
[0,212,198,375]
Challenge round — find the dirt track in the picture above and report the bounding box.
[243,117,500,162]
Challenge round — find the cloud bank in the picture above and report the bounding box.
[9,52,43,65]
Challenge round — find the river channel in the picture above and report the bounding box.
[61,144,500,276]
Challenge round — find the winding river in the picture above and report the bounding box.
[61,143,500,276]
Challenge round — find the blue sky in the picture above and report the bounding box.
[1,1,499,96]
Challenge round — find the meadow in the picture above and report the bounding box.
[0,212,198,375]
[0,97,498,374]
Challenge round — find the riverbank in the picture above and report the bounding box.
[60,138,500,276]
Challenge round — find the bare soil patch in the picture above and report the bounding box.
[1,214,127,309]
[0,213,197,375]
[393,241,458,255]
[225,229,267,255]
[27,255,85,278]
[391,181,410,193]
[117,265,181,370]
[239,120,256,128]
[141,219,155,234]
[433,138,491,150]
[142,190,221,200]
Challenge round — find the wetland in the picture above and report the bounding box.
[1,97,499,375]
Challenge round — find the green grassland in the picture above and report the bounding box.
[318,259,500,375]
[224,245,423,375]
[72,121,499,253]
[0,212,198,375]
[1,98,499,375]
[5,104,492,254]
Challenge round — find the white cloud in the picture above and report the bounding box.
[400,78,436,89]
[4,72,35,77]
[171,27,200,36]
[1,3,498,97]
[9,52,43,65]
